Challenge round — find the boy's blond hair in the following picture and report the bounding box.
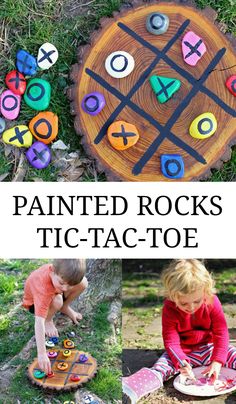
[52,259,86,285]
[161,259,215,304]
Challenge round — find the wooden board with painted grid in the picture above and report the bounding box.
[69,0,236,181]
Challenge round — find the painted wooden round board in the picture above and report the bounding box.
[69,0,236,181]
[174,366,236,396]
[28,349,97,391]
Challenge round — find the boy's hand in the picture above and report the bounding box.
[179,360,195,380]
[38,353,51,375]
[202,361,222,382]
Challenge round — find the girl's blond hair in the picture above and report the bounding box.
[161,259,215,304]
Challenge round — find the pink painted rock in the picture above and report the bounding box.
[226,75,236,97]
[0,89,21,120]
[182,31,206,66]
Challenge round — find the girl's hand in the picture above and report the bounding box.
[38,353,51,375]
[179,360,195,379]
[202,361,222,382]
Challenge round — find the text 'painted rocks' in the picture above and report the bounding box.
[0,118,6,134]
[182,31,206,66]
[5,70,26,95]
[226,75,236,97]
[29,111,58,144]
[189,112,217,139]
[3,125,32,148]
[0,90,21,120]
[16,50,37,76]
[105,51,135,78]
[161,154,184,179]
[24,78,51,111]
[150,75,181,103]
[81,92,105,115]
[37,42,58,70]
[26,141,51,169]
[107,121,139,150]
[146,13,169,35]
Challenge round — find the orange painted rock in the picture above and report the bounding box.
[57,362,69,371]
[29,111,58,144]
[107,121,139,150]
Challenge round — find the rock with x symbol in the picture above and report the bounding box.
[37,42,58,70]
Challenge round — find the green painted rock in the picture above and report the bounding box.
[3,125,33,148]
[150,75,181,103]
[24,78,51,111]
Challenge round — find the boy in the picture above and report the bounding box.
[22,259,88,375]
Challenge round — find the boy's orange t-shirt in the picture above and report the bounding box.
[22,263,58,318]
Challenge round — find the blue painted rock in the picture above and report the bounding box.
[50,336,59,344]
[3,125,32,148]
[161,154,184,179]
[5,70,26,95]
[79,353,88,363]
[150,75,181,103]
[34,370,46,379]
[189,112,217,139]
[0,90,21,120]
[182,31,206,66]
[146,13,169,35]
[24,78,51,110]
[16,50,37,76]
[37,42,58,70]
[0,117,6,134]
[26,141,51,169]
[226,75,236,97]
[81,92,105,115]
[105,51,135,78]
[29,111,58,144]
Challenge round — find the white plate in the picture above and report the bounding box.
[174,366,236,396]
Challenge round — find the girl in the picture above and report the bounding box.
[123,259,236,403]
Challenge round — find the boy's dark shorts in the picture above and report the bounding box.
[28,293,65,315]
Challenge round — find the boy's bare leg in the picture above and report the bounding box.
[61,277,88,324]
[45,294,63,337]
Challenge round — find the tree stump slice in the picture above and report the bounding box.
[28,349,97,391]
[70,0,236,181]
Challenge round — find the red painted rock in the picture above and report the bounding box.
[70,374,81,382]
[29,111,58,144]
[47,372,55,378]
[226,75,236,97]
[0,90,21,120]
[5,70,26,95]
[182,31,206,66]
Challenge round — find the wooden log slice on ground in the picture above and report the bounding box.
[28,349,97,391]
[69,0,236,181]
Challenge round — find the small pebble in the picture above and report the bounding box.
[107,121,139,150]
[16,49,37,76]
[189,112,217,139]
[146,12,169,35]
[37,42,58,70]
[0,118,6,134]
[105,51,134,78]
[182,31,206,66]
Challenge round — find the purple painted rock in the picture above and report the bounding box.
[0,90,21,120]
[79,353,88,363]
[81,92,105,115]
[26,141,51,169]
[182,31,206,66]
[5,70,26,95]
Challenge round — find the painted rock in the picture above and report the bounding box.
[63,349,72,357]
[64,339,75,349]
[57,362,69,371]
[33,370,46,379]
[79,353,88,363]
[107,121,139,150]
[37,42,58,70]
[50,336,59,344]
[47,350,58,359]
[146,13,169,35]
[29,111,58,144]
[182,31,206,66]
[24,78,51,111]
[70,374,81,382]
[83,396,94,404]
[81,92,105,115]
[3,125,32,148]
[45,340,55,348]
[26,141,51,169]
[161,154,184,179]
[67,331,76,338]
[189,112,217,139]
[16,49,37,76]
[5,70,26,95]
[0,90,21,120]
[47,371,55,378]
[0,118,6,134]
[150,75,181,103]
[105,51,135,78]
[226,75,236,97]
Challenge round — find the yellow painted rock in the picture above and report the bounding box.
[63,349,71,357]
[3,125,33,148]
[107,121,139,150]
[29,111,58,144]
[189,112,217,139]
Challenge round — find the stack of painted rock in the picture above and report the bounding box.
[0,42,59,170]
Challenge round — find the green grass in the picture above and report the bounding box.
[0,0,235,181]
